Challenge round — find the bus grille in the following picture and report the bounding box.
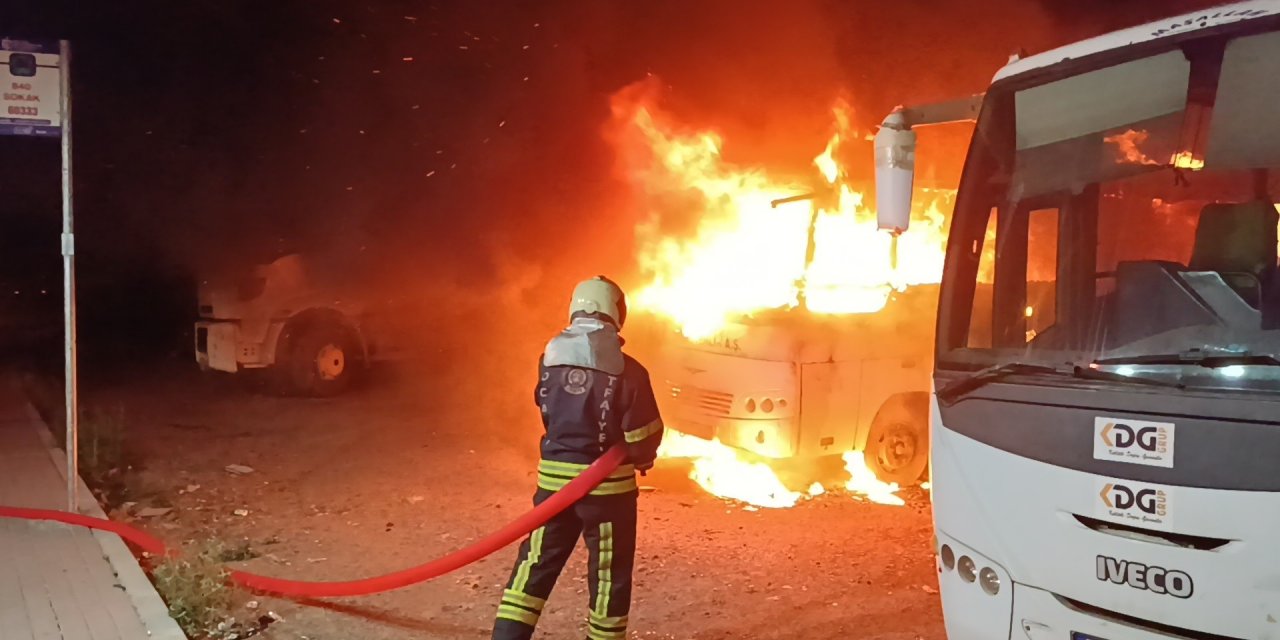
[669,385,735,417]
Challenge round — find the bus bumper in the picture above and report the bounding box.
[195,321,271,373]
[938,530,1196,640]
[1012,583,1194,640]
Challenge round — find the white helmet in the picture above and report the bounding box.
[568,276,627,328]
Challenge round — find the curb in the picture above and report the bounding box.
[24,401,188,640]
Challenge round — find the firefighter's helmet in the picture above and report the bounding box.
[569,276,627,329]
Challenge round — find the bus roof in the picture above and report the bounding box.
[994,0,1280,82]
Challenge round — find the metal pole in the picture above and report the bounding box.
[59,39,78,512]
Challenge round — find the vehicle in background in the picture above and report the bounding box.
[194,253,417,396]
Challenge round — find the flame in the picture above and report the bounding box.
[658,430,800,508]
[1104,129,1204,170]
[612,88,952,340]
[1104,129,1162,166]
[1170,151,1204,170]
[841,451,905,506]
[658,430,907,508]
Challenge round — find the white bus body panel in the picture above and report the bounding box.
[932,398,1280,639]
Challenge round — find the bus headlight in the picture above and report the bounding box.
[940,544,956,570]
[979,567,1000,595]
[935,532,1013,640]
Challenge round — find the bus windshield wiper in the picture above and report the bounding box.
[937,361,1184,406]
[937,362,1066,405]
[1094,348,1280,368]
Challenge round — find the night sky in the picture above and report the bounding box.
[0,0,1222,359]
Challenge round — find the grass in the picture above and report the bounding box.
[19,374,264,638]
[152,540,235,639]
[80,405,127,487]
[20,372,130,490]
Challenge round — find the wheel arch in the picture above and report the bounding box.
[274,307,369,368]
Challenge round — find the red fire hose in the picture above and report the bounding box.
[0,445,627,598]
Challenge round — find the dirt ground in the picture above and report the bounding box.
[75,324,945,640]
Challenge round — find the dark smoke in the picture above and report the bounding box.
[0,0,1236,357]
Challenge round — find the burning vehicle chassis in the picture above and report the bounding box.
[649,284,937,490]
[612,85,956,505]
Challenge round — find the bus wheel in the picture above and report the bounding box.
[286,326,359,397]
[865,394,930,485]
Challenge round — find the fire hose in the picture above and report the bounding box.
[0,444,628,598]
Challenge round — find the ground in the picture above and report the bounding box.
[70,325,945,640]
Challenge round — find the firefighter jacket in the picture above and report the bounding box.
[535,316,664,496]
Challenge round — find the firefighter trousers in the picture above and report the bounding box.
[492,488,637,640]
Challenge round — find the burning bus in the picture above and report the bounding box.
[611,85,958,504]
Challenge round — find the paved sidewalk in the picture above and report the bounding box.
[0,381,185,640]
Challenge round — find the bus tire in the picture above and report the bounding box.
[284,325,359,397]
[865,393,930,486]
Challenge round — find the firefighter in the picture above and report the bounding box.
[492,276,664,640]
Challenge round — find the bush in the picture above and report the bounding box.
[152,540,235,638]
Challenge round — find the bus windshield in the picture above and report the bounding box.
[940,27,1280,392]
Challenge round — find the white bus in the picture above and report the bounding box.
[876,2,1280,638]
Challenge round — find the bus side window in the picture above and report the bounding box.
[1025,208,1060,342]
[966,208,999,349]
[992,205,1060,347]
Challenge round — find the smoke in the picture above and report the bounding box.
[0,0,1233,339]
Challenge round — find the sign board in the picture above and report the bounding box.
[0,37,61,137]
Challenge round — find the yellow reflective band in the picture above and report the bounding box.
[624,418,664,443]
[538,459,590,472]
[607,466,636,480]
[538,473,637,496]
[588,477,637,496]
[587,627,628,640]
[588,612,629,632]
[536,475,570,491]
[538,460,637,496]
[594,521,614,617]
[511,527,545,594]
[496,604,540,626]
[502,589,546,611]
[538,460,635,479]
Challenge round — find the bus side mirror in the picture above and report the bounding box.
[875,113,916,235]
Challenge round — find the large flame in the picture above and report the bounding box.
[612,88,952,341]
[658,430,906,508]
[657,430,801,508]
[611,85,933,507]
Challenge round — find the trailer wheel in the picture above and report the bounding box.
[285,326,359,397]
[865,394,930,486]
